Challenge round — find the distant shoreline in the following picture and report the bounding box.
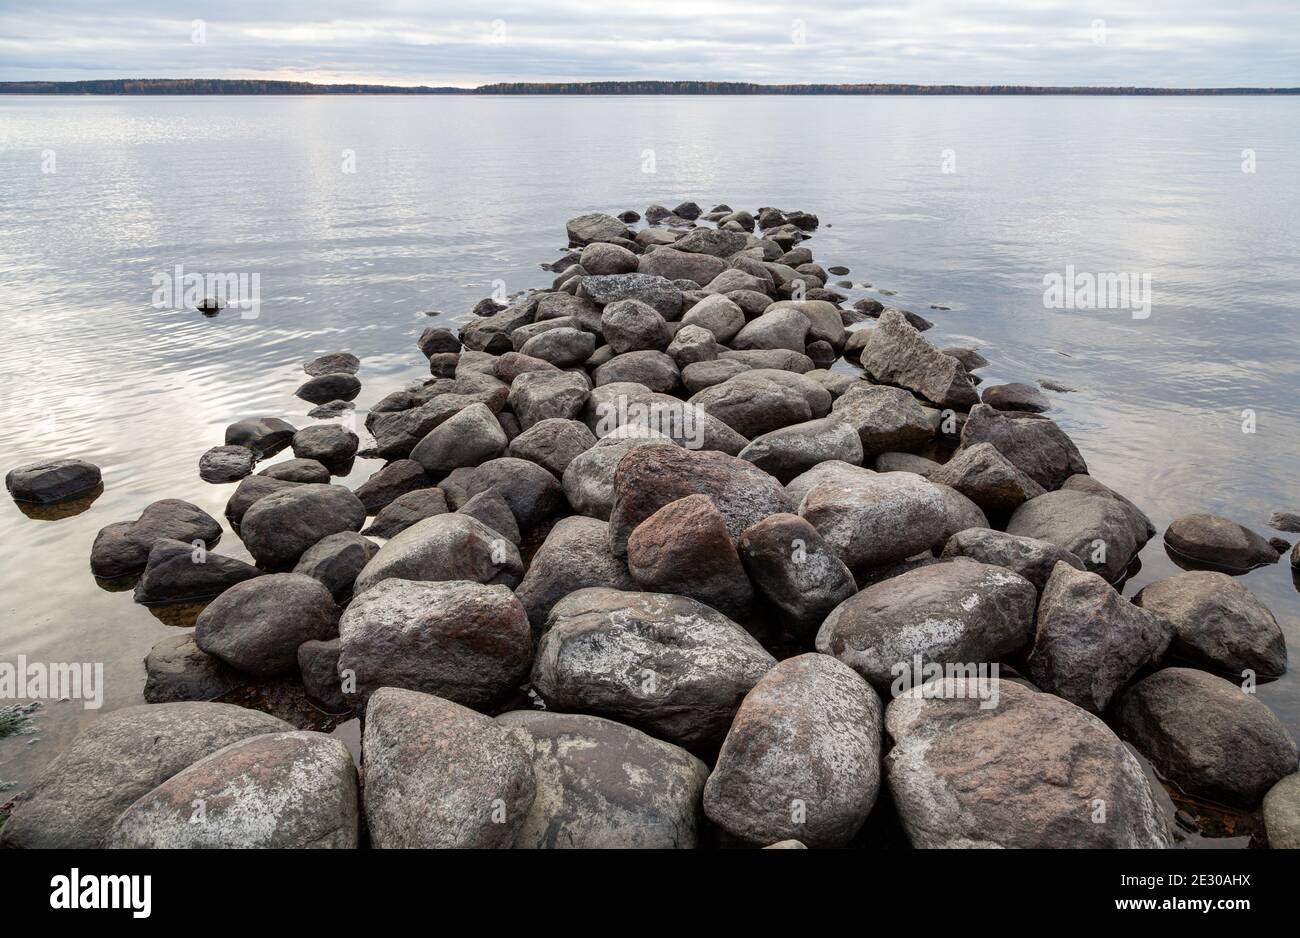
[3,79,1299,96]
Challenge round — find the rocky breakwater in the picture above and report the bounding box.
[4,201,1296,849]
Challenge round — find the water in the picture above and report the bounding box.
[1,95,1298,797]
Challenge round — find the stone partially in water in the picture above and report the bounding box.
[91,499,224,580]
[195,573,340,678]
[239,483,367,570]
[1163,513,1280,574]
[143,631,243,704]
[133,537,262,606]
[5,458,102,504]
[303,352,360,377]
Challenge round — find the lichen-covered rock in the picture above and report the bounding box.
[497,711,709,849]
[532,588,775,752]
[704,654,882,848]
[107,731,358,848]
[799,471,947,572]
[885,678,1173,847]
[1026,562,1173,713]
[338,578,532,711]
[361,688,536,848]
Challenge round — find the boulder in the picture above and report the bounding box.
[444,456,566,531]
[594,350,680,393]
[681,358,752,393]
[532,588,775,752]
[601,298,670,353]
[258,458,331,483]
[688,376,812,438]
[508,369,590,429]
[830,385,934,456]
[143,631,242,704]
[730,308,811,354]
[507,418,597,478]
[417,326,461,357]
[673,227,750,257]
[304,352,360,377]
[784,459,876,508]
[586,383,748,454]
[638,249,726,287]
[799,472,947,572]
[960,404,1087,490]
[0,702,290,848]
[739,416,864,484]
[239,483,367,570]
[292,532,380,601]
[133,538,262,606]
[816,558,1037,692]
[579,273,683,319]
[195,573,340,677]
[291,424,358,464]
[351,512,524,595]
[567,212,631,246]
[362,488,449,539]
[1006,490,1141,583]
[737,513,857,641]
[296,372,361,405]
[1263,773,1300,849]
[933,483,990,545]
[362,688,536,848]
[562,427,674,519]
[885,679,1173,847]
[338,578,532,711]
[928,442,1046,514]
[514,516,636,631]
[409,402,507,475]
[874,451,941,476]
[1115,668,1298,807]
[982,382,1051,413]
[91,499,223,580]
[519,327,596,367]
[939,527,1086,592]
[1061,474,1156,541]
[578,242,638,276]
[608,444,793,556]
[298,637,348,713]
[1027,562,1173,713]
[497,711,709,849]
[107,731,358,848]
[198,446,256,483]
[225,417,296,457]
[704,654,882,848]
[1163,513,1280,573]
[1132,571,1287,679]
[857,310,979,409]
[665,324,720,368]
[626,494,756,622]
[456,488,521,545]
[225,475,297,526]
[5,458,101,503]
[353,459,430,514]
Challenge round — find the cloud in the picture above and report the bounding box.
[1,0,1297,87]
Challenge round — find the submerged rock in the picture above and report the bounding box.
[1163,513,1280,573]
[198,445,257,483]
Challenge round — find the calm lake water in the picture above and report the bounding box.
[1,95,1298,799]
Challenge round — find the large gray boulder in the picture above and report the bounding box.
[225,416,296,457]
[704,654,882,848]
[561,426,675,519]
[737,513,858,641]
[730,308,811,354]
[1006,489,1142,583]
[409,402,507,475]
[532,588,775,753]
[940,527,1086,592]
[90,499,223,579]
[441,456,567,531]
[290,424,358,464]
[514,516,636,632]
[1163,513,1280,573]
[857,309,979,409]
[338,578,532,711]
[601,298,670,354]
[830,384,934,457]
[1115,668,1298,808]
[133,538,262,606]
[107,731,358,848]
[508,418,596,477]
[673,227,749,257]
[586,382,748,454]
[579,273,683,319]
[143,632,242,704]
[292,531,380,601]
[195,573,340,677]
[1133,571,1287,679]
[508,370,590,429]
[239,483,366,570]
[638,247,726,286]
[608,444,793,556]
[362,688,536,848]
[928,442,1046,514]
[626,494,756,622]
[566,212,631,246]
[353,459,430,513]
[593,350,680,393]
[688,376,812,438]
[351,513,523,596]
[361,488,449,539]
[1026,562,1173,713]
[816,558,1037,692]
[739,416,864,484]
[960,404,1087,491]
[497,711,709,849]
[0,702,290,848]
[798,471,947,572]
[1263,773,1300,849]
[681,293,746,343]
[885,679,1173,847]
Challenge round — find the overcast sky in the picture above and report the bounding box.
[2,1,1297,88]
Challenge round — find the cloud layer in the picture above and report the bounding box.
[2,1,1297,87]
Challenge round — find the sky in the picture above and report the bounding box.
[1,0,1297,88]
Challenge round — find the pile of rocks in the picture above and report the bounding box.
[4,202,1297,850]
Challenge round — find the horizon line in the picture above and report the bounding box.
[3,78,1299,96]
